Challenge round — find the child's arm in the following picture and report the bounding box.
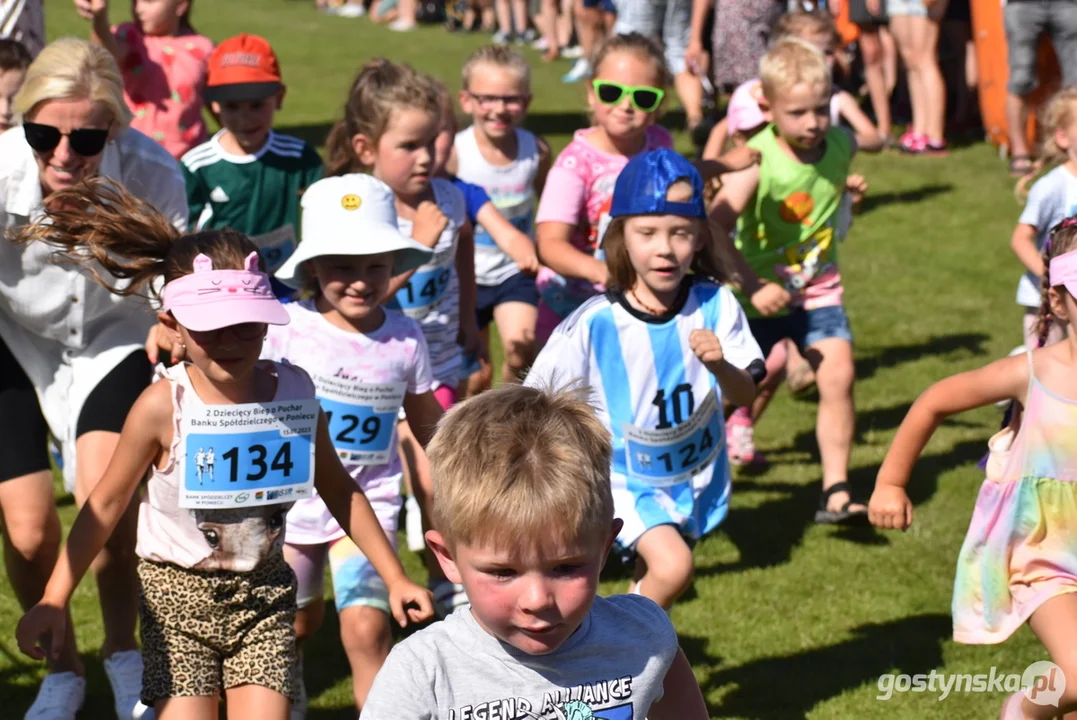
[476,202,539,275]
[16,382,169,660]
[536,222,607,285]
[836,91,883,152]
[695,146,761,183]
[711,165,793,315]
[534,136,553,198]
[689,330,755,407]
[385,200,449,299]
[455,220,482,356]
[313,412,435,625]
[75,0,126,62]
[1011,223,1045,278]
[870,353,1030,531]
[648,647,709,720]
[701,117,730,162]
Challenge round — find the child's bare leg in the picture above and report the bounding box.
[339,606,392,708]
[632,525,693,610]
[748,339,789,423]
[157,695,218,720]
[225,684,289,720]
[806,337,861,513]
[465,327,494,397]
[493,301,537,384]
[1012,594,1077,718]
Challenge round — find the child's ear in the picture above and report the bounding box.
[425,531,463,584]
[176,0,190,18]
[458,89,473,114]
[1055,127,1070,152]
[1049,287,1070,323]
[352,133,377,167]
[600,518,624,567]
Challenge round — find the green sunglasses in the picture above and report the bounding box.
[592,80,665,112]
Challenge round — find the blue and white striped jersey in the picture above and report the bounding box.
[526,279,763,547]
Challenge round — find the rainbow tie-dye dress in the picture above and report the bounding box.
[953,352,1077,644]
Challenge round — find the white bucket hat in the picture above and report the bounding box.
[276,174,433,289]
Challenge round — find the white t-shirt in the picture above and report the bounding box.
[1016,165,1077,307]
[389,177,467,386]
[263,300,433,543]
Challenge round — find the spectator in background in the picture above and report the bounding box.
[886,0,950,155]
[0,37,30,132]
[844,0,898,143]
[688,0,785,92]
[0,0,44,57]
[562,0,615,83]
[615,0,704,131]
[1004,0,1077,175]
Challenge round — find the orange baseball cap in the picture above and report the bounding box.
[205,34,283,103]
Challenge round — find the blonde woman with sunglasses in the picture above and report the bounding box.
[0,37,186,720]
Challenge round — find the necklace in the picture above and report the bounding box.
[628,288,666,316]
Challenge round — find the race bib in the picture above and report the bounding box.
[391,249,453,314]
[250,224,297,273]
[315,378,407,465]
[622,388,723,487]
[179,399,318,509]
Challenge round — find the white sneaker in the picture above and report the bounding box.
[335,2,366,17]
[25,672,86,720]
[561,58,591,84]
[104,650,154,720]
[388,18,415,31]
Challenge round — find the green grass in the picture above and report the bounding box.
[0,1,1049,717]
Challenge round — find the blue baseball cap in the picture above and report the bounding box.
[608,148,706,220]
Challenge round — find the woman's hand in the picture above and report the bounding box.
[17,602,67,661]
[685,41,710,79]
[387,577,436,627]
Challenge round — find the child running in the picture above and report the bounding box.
[181,34,323,295]
[79,0,214,159]
[263,174,444,714]
[1010,88,1077,350]
[451,45,550,387]
[534,32,674,344]
[362,383,710,720]
[527,148,764,610]
[713,38,866,524]
[13,178,434,719]
[869,219,1077,720]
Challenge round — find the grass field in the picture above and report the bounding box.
[0,1,1053,717]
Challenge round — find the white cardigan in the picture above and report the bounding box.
[0,125,186,488]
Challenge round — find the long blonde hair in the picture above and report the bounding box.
[14,37,131,128]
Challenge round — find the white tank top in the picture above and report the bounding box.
[454,126,541,287]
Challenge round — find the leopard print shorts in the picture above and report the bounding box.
[138,554,298,705]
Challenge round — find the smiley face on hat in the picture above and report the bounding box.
[341,194,362,211]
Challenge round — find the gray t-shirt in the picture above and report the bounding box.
[1016,165,1077,307]
[362,594,678,720]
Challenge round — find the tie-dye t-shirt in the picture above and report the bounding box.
[112,23,213,160]
[533,125,673,334]
[263,300,433,543]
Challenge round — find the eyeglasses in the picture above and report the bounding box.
[23,122,110,157]
[467,92,530,110]
[591,80,665,113]
[186,322,267,346]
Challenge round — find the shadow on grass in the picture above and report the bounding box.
[697,437,986,576]
[858,183,953,215]
[690,613,952,719]
[856,333,991,382]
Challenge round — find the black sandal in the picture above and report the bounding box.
[814,481,868,525]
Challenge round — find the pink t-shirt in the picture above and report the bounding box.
[534,125,673,322]
[262,300,433,545]
[113,23,213,160]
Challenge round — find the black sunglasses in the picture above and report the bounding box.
[23,122,110,157]
[187,322,268,346]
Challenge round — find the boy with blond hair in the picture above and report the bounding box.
[713,37,866,525]
[362,383,708,720]
[451,45,550,390]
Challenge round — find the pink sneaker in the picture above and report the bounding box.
[900,131,927,153]
[726,410,767,467]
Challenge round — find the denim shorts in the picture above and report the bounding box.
[583,0,616,13]
[612,0,691,75]
[1004,1,1077,94]
[747,304,853,359]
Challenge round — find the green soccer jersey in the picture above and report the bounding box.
[181,130,324,272]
